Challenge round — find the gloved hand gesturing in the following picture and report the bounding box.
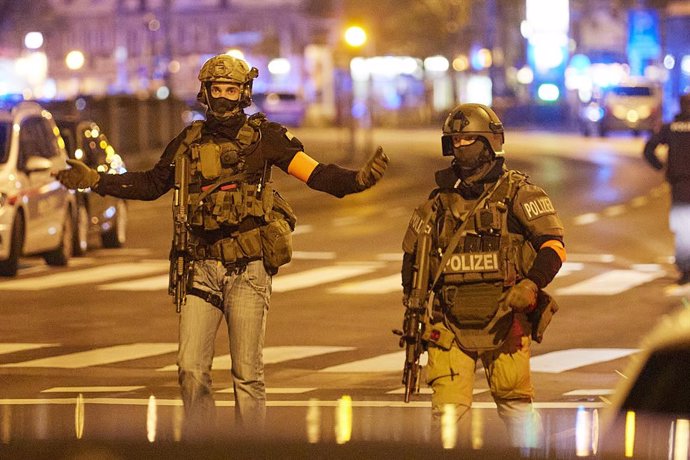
[506,279,538,312]
[355,146,389,191]
[55,159,100,189]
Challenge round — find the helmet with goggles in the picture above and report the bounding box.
[441,103,504,157]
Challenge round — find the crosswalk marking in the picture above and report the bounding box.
[41,386,145,393]
[0,343,178,368]
[319,351,404,373]
[531,348,638,373]
[0,343,58,355]
[554,262,584,278]
[156,346,355,371]
[99,274,169,291]
[563,389,614,396]
[0,262,169,290]
[555,269,665,295]
[272,264,383,292]
[328,274,401,294]
[386,388,489,396]
[217,387,316,394]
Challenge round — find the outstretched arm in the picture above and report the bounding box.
[289,147,388,198]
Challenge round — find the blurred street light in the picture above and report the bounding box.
[344,26,367,49]
[65,50,85,70]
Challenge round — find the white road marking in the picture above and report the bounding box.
[376,253,403,262]
[386,387,488,396]
[566,253,616,263]
[0,343,178,368]
[319,351,404,373]
[554,262,584,278]
[328,274,401,294]
[555,269,665,295]
[0,397,606,409]
[217,387,316,394]
[291,251,337,260]
[41,386,145,393]
[0,343,58,355]
[573,213,599,226]
[563,389,615,396]
[531,348,638,374]
[0,262,169,290]
[272,264,383,292]
[99,274,169,291]
[156,346,355,371]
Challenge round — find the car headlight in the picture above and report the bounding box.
[637,106,651,119]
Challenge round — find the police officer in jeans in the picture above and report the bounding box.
[401,103,565,448]
[56,54,388,435]
[644,93,690,286]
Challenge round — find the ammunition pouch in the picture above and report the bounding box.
[189,183,273,229]
[260,191,297,272]
[527,290,559,343]
[442,282,504,328]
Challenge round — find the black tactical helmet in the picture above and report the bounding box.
[196,54,259,111]
[441,103,505,157]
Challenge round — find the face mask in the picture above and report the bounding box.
[453,137,490,170]
[209,96,238,115]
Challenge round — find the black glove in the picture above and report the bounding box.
[355,146,388,191]
[506,279,538,312]
[56,159,100,189]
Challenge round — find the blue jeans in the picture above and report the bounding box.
[670,204,690,273]
[177,259,271,432]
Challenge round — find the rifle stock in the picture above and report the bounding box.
[170,154,190,313]
[399,228,432,403]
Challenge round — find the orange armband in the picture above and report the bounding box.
[287,151,319,183]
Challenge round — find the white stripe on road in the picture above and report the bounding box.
[563,389,614,396]
[0,397,607,409]
[328,274,401,294]
[566,253,616,263]
[554,262,584,278]
[99,274,169,291]
[0,343,58,355]
[272,264,383,292]
[291,251,337,260]
[386,387,489,396]
[292,224,313,236]
[531,348,638,373]
[41,386,145,393]
[156,346,355,371]
[217,387,317,394]
[0,262,169,290]
[0,343,178,368]
[319,351,404,373]
[555,269,665,295]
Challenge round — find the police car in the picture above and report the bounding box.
[0,101,76,276]
[56,118,127,254]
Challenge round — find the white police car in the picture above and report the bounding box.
[0,101,76,276]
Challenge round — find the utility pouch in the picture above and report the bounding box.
[527,290,559,343]
[236,227,263,259]
[260,219,293,270]
[197,143,222,179]
[422,319,455,350]
[444,283,503,328]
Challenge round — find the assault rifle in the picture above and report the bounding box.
[169,154,191,313]
[394,227,432,403]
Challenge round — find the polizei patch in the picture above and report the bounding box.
[522,197,555,220]
[444,252,500,274]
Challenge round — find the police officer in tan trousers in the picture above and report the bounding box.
[401,103,565,448]
[56,54,388,437]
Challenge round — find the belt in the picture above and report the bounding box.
[187,287,223,311]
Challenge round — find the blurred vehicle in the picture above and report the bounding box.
[56,118,128,255]
[579,80,662,137]
[0,101,76,276]
[253,92,306,127]
[598,306,690,459]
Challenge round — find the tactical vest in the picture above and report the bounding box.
[175,114,296,271]
[433,171,533,349]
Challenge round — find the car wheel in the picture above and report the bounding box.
[43,210,73,266]
[72,204,89,257]
[102,200,127,248]
[0,213,25,277]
